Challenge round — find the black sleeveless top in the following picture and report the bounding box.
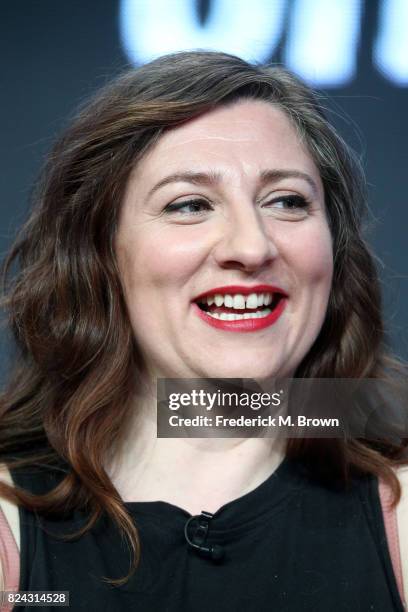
[10,458,405,611]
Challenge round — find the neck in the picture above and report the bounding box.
[108,384,286,515]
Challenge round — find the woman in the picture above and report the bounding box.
[0,50,407,611]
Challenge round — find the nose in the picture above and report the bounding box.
[213,205,278,272]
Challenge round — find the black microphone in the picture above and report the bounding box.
[184,511,225,561]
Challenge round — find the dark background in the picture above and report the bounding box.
[1,0,407,385]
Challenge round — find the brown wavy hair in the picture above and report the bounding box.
[1,51,407,583]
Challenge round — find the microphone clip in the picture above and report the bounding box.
[184,511,225,562]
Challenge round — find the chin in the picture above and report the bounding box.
[197,362,282,381]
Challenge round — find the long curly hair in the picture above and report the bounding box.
[1,51,406,583]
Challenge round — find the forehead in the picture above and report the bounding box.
[129,99,322,196]
[160,100,300,146]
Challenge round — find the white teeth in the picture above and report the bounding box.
[252,309,271,318]
[199,292,277,310]
[246,293,258,309]
[208,309,272,321]
[233,294,245,309]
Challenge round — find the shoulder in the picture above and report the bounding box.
[0,464,21,591]
[0,464,20,550]
[396,466,408,603]
[396,463,408,497]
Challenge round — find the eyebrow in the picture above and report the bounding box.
[146,168,319,199]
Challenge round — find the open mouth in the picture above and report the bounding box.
[194,291,285,321]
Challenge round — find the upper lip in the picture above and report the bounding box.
[193,284,288,301]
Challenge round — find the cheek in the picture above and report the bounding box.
[116,228,210,295]
[300,239,333,286]
[284,225,333,356]
[299,233,334,328]
[280,223,333,297]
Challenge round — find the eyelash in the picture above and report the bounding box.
[164,195,311,215]
[164,199,212,215]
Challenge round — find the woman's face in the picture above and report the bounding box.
[115,100,333,379]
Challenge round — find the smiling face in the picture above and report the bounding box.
[115,100,333,380]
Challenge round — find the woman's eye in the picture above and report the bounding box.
[263,195,310,210]
[162,195,310,218]
[164,199,212,215]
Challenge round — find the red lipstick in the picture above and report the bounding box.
[192,284,287,333]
